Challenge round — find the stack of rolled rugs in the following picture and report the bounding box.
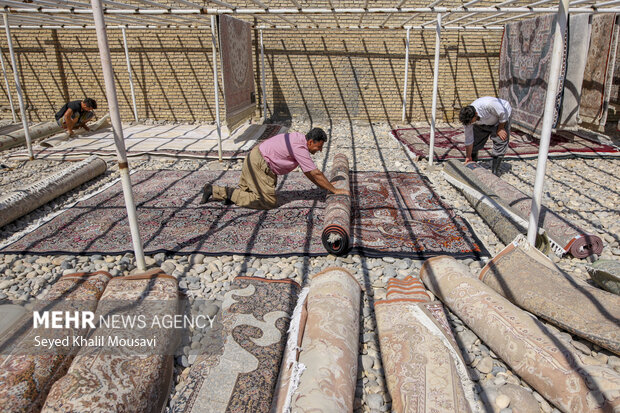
[375,276,479,412]
[420,251,620,412]
[443,159,602,258]
[0,268,179,413]
[322,154,352,255]
[171,267,361,413]
[0,155,107,228]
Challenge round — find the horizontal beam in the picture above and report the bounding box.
[2,6,620,15]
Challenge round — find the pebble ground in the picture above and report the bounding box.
[1,118,619,413]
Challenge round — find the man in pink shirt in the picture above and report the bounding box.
[200,127,349,209]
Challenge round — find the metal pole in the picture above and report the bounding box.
[3,14,33,160]
[402,27,410,122]
[428,13,442,166]
[211,15,222,162]
[121,27,139,122]
[0,48,16,123]
[91,0,146,270]
[260,28,267,122]
[527,0,569,246]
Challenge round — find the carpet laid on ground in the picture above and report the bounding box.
[0,271,112,413]
[460,162,603,258]
[421,256,620,413]
[499,14,566,136]
[480,236,620,355]
[391,126,620,161]
[375,276,477,413]
[170,276,300,413]
[0,170,487,259]
[41,269,178,413]
[7,123,287,161]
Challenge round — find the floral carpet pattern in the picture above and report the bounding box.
[1,170,487,259]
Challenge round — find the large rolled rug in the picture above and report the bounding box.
[0,271,111,413]
[322,154,351,255]
[219,15,256,130]
[581,14,619,125]
[443,159,550,253]
[0,155,107,228]
[289,267,361,412]
[461,162,602,258]
[0,121,62,151]
[171,276,300,413]
[1,169,487,259]
[41,269,179,413]
[558,13,591,128]
[420,256,620,413]
[499,14,567,136]
[480,236,620,355]
[375,276,478,413]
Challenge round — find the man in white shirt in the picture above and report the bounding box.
[459,96,512,176]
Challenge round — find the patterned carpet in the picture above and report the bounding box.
[391,126,620,161]
[1,170,488,259]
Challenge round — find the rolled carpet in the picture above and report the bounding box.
[0,271,111,413]
[41,268,179,413]
[480,235,620,355]
[171,276,300,413]
[322,154,351,255]
[587,259,620,296]
[0,155,107,228]
[455,161,602,258]
[443,160,550,254]
[0,121,62,151]
[289,267,361,412]
[375,276,478,413]
[420,256,620,413]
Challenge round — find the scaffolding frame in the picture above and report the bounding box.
[0,0,611,263]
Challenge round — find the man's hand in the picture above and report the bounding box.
[332,188,350,196]
[82,125,90,132]
[497,129,508,141]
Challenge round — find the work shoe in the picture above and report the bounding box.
[200,184,213,204]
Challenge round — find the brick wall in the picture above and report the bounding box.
[0,27,501,124]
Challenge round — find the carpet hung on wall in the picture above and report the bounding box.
[0,169,487,259]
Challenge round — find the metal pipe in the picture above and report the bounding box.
[402,26,410,122]
[428,13,441,166]
[121,27,139,122]
[0,46,16,123]
[91,0,146,270]
[527,0,569,247]
[3,14,33,160]
[211,15,223,162]
[260,28,267,121]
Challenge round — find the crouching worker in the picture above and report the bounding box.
[55,97,97,136]
[200,127,350,210]
[459,96,512,176]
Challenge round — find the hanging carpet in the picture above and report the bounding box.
[170,276,300,413]
[499,14,567,136]
[0,169,487,259]
[7,123,286,161]
[390,126,620,162]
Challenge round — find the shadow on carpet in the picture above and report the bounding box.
[0,170,488,259]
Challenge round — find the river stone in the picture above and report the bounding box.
[587,260,620,295]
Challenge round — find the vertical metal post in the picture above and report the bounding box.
[4,14,33,160]
[0,46,16,123]
[121,27,139,122]
[260,28,267,122]
[402,27,411,122]
[527,0,569,246]
[428,13,442,166]
[211,15,223,162]
[91,0,146,270]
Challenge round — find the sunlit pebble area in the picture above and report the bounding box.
[1,118,619,412]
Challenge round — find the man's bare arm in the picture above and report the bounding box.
[63,109,77,134]
[304,169,350,195]
[497,122,508,140]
